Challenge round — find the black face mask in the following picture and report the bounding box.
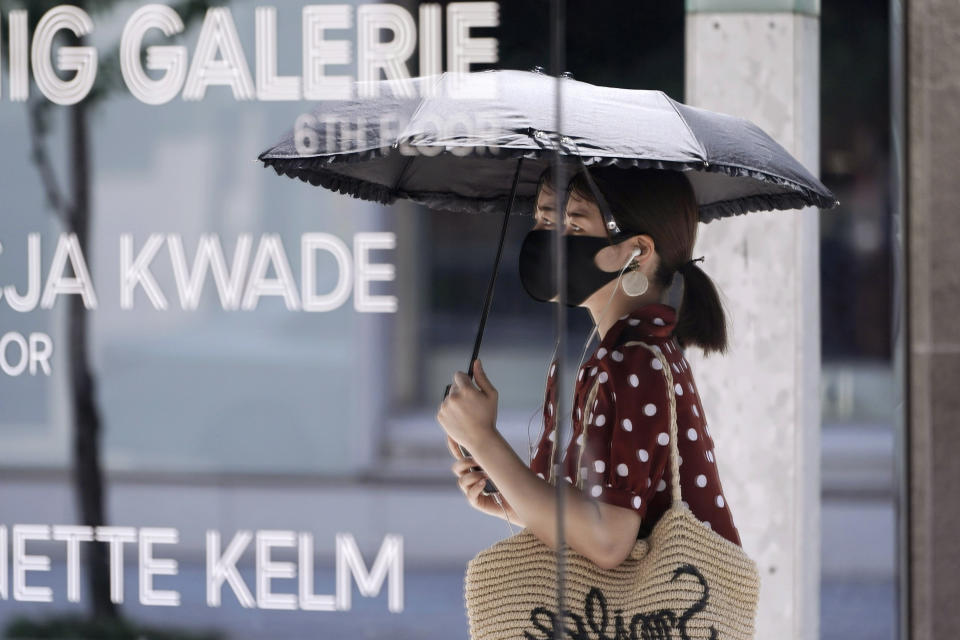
[519,229,625,307]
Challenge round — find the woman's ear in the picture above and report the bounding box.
[627,234,656,269]
[595,233,656,273]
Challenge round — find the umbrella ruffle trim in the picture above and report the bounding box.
[259,149,838,220]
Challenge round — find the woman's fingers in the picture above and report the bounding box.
[457,469,487,491]
[468,478,487,502]
[446,435,463,460]
[452,370,477,394]
[472,360,497,397]
[452,457,484,475]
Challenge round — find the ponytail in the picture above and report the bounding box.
[672,262,729,356]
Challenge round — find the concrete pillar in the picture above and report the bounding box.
[684,2,821,639]
[906,0,960,637]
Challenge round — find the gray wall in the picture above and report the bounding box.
[907,0,960,637]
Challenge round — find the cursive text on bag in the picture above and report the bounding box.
[523,563,718,640]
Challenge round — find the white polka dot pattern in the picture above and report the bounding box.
[527,305,740,546]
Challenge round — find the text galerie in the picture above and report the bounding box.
[0,525,404,612]
[0,3,498,105]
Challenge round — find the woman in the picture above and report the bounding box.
[436,166,742,571]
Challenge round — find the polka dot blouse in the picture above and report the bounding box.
[528,302,742,547]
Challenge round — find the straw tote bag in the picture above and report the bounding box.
[464,341,761,640]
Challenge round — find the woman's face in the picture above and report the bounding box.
[532,180,647,275]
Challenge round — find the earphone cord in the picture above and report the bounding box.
[492,492,517,536]
[496,254,637,538]
[575,252,637,378]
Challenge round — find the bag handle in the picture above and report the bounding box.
[620,341,682,507]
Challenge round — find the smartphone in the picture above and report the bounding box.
[443,382,499,496]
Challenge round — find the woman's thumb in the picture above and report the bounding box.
[473,359,495,394]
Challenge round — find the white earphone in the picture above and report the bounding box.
[621,246,649,296]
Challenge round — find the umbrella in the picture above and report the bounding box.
[258,64,838,376]
[258,68,838,224]
[257,68,839,489]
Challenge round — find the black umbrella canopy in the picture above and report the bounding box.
[258,69,838,222]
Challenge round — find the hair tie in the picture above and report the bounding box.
[678,256,705,274]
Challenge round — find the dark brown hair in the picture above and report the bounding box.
[537,165,729,356]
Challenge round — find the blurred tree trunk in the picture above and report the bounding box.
[67,87,116,620]
[18,0,219,622]
[28,30,116,619]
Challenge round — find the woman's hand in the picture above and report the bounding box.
[436,359,498,454]
[451,456,524,527]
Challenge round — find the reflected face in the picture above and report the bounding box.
[532,182,607,237]
[528,179,650,280]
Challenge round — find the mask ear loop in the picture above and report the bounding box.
[589,246,642,344]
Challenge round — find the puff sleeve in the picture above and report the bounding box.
[577,345,672,521]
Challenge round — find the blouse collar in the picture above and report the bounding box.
[597,302,677,350]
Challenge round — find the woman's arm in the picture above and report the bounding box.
[450,448,528,528]
[468,431,641,570]
[437,360,641,569]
